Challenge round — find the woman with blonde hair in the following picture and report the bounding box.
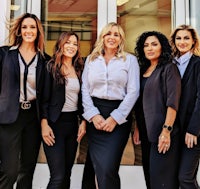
[170,24,200,189]
[0,13,50,189]
[81,22,140,189]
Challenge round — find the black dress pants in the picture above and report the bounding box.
[179,137,200,189]
[87,98,132,189]
[150,134,180,189]
[43,112,78,189]
[0,104,41,189]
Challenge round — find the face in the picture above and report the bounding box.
[103,26,121,50]
[175,30,194,55]
[63,35,78,58]
[143,36,162,63]
[21,17,38,43]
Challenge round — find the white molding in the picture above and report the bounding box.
[97,0,107,36]
[108,0,117,23]
[0,0,10,45]
[173,0,186,27]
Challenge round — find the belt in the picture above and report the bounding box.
[20,100,36,110]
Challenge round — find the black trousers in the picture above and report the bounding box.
[87,98,132,189]
[137,117,151,189]
[0,103,41,189]
[179,137,200,189]
[150,134,180,189]
[81,150,96,189]
[43,112,78,189]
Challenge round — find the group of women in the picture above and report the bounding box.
[0,12,199,189]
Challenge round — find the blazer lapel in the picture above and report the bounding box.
[181,56,196,87]
[36,53,43,88]
[11,49,20,82]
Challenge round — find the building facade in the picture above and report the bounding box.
[0,0,200,165]
[0,0,200,56]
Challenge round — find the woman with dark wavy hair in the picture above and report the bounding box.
[41,31,86,189]
[0,13,50,189]
[133,31,181,189]
[170,25,200,189]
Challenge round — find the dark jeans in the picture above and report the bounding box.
[0,104,41,189]
[43,112,78,189]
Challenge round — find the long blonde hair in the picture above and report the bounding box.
[170,24,200,57]
[8,13,45,55]
[89,22,126,61]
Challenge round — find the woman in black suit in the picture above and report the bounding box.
[41,31,86,189]
[170,24,200,189]
[134,31,181,189]
[0,13,50,189]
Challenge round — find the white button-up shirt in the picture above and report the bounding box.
[81,53,140,125]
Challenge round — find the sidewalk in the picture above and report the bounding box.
[32,164,200,189]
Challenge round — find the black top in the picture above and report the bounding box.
[142,63,181,143]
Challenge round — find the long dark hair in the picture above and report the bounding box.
[47,31,83,84]
[135,31,172,73]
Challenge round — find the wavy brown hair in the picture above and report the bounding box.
[170,24,200,57]
[8,13,45,55]
[47,31,83,84]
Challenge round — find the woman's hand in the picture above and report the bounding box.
[102,116,117,132]
[185,132,197,148]
[41,119,55,146]
[77,120,86,143]
[92,114,105,130]
[133,125,141,145]
[158,129,171,154]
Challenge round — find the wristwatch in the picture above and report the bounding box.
[162,125,173,132]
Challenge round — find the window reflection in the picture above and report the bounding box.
[41,0,97,57]
[10,0,27,20]
[117,0,171,53]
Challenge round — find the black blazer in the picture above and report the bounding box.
[177,55,200,138]
[143,63,181,143]
[0,46,50,124]
[41,63,84,123]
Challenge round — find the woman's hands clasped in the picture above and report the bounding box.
[92,114,117,132]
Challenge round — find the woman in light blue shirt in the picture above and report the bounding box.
[82,22,140,189]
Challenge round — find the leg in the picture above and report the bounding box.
[0,123,22,189]
[81,151,96,189]
[44,112,78,189]
[179,140,200,189]
[150,135,180,189]
[140,138,151,189]
[16,108,41,189]
[61,120,78,189]
[43,135,67,189]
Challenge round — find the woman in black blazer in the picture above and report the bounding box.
[134,31,181,189]
[0,13,50,189]
[170,25,200,189]
[41,31,86,189]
